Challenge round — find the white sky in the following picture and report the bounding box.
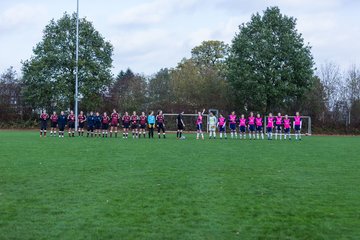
[0,0,359,76]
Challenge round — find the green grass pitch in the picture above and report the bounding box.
[0,131,359,239]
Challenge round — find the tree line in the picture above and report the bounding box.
[0,7,359,133]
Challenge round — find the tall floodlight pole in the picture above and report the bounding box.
[75,0,79,131]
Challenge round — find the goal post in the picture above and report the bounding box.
[264,116,312,136]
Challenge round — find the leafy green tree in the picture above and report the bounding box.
[191,40,229,70]
[148,68,173,111]
[110,69,148,112]
[227,6,315,113]
[22,12,113,111]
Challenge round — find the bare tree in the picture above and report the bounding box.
[319,61,343,111]
[345,65,360,125]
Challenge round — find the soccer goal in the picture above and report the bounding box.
[163,113,208,132]
[264,116,312,136]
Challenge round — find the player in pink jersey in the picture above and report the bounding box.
[294,112,302,140]
[122,112,131,138]
[217,113,227,139]
[228,111,237,139]
[139,112,147,138]
[275,112,283,140]
[101,112,110,137]
[67,110,76,137]
[283,115,291,140]
[196,109,205,140]
[50,111,58,137]
[78,111,86,137]
[39,110,49,137]
[110,109,120,138]
[238,114,247,140]
[248,112,256,140]
[255,113,264,140]
[266,113,275,140]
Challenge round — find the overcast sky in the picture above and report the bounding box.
[0,0,359,76]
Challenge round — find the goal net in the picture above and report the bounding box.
[163,113,312,135]
[264,116,312,136]
[163,113,208,132]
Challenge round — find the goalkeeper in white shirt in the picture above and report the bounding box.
[208,112,217,139]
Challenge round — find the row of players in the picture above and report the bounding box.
[39,109,303,140]
[39,110,163,138]
[203,111,302,140]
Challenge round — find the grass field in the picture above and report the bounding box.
[0,131,359,239]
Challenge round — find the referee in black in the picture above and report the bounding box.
[176,111,185,139]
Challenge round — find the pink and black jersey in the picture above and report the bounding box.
[239,118,246,126]
[229,114,237,124]
[294,116,302,126]
[284,119,291,129]
[78,115,86,123]
[131,115,138,124]
[102,115,110,124]
[248,116,255,125]
[157,115,165,124]
[50,114,58,123]
[139,116,147,125]
[267,117,275,128]
[255,117,262,126]
[196,115,203,125]
[40,113,49,122]
[67,114,75,123]
[218,117,226,127]
[122,115,130,124]
[111,113,119,124]
[276,116,282,125]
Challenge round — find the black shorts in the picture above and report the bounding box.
[58,124,65,131]
[68,122,75,129]
[123,123,130,129]
[284,128,290,133]
[51,122,57,128]
[102,123,109,130]
[249,124,255,132]
[276,124,282,131]
[177,124,184,130]
[240,126,246,133]
[140,124,146,129]
[131,124,138,129]
[95,123,101,130]
[256,126,262,132]
[79,122,85,128]
[87,125,94,132]
[157,123,165,133]
[40,122,47,130]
